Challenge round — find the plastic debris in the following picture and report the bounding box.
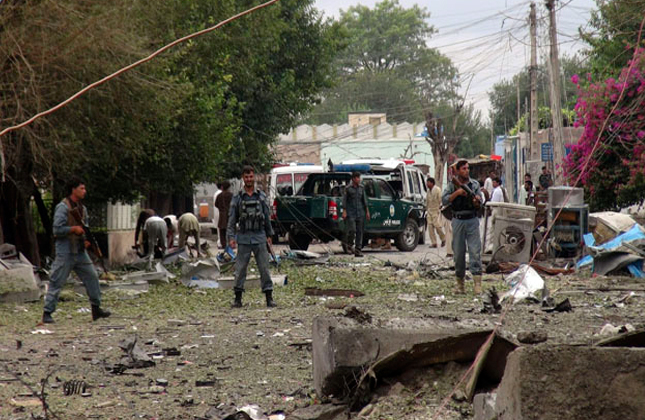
[500,265,545,303]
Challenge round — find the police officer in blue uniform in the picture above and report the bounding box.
[227,165,276,308]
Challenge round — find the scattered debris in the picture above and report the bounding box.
[516,331,548,344]
[500,265,546,303]
[348,330,516,410]
[486,260,575,276]
[0,245,41,303]
[397,293,418,302]
[343,306,372,324]
[195,379,217,387]
[543,298,572,313]
[10,396,42,407]
[282,250,330,265]
[578,223,645,277]
[63,380,89,396]
[481,287,502,314]
[596,323,636,338]
[114,335,155,371]
[596,328,645,347]
[304,287,364,297]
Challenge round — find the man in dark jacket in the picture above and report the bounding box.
[215,181,233,249]
[342,171,370,257]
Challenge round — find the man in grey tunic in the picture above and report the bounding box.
[227,165,276,308]
[42,177,111,324]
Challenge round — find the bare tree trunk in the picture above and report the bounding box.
[0,177,41,265]
[425,107,463,188]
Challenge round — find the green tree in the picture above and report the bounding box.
[0,0,342,262]
[306,0,458,125]
[488,55,588,135]
[581,0,645,79]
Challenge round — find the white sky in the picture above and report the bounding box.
[313,0,596,120]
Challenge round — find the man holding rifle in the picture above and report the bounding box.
[42,177,111,324]
[442,160,483,295]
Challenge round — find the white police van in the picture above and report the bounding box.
[339,159,428,204]
[268,163,324,240]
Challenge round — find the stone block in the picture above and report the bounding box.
[0,264,40,303]
[312,316,512,399]
[473,392,496,420]
[495,345,645,420]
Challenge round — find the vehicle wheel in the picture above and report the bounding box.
[395,218,419,251]
[288,232,311,251]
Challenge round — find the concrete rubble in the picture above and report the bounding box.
[495,345,645,420]
[0,243,41,303]
[312,316,516,402]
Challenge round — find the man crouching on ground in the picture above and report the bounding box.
[42,177,111,323]
[227,165,276,308]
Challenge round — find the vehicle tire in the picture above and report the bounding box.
[395,218,419,251]
[289,232,311,251]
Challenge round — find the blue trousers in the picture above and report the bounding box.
[451,217,482,279]
[234,243,273,293]
[44,252,101,313]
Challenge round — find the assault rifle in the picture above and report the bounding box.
[69,206,108,274]
[451,177,482,211]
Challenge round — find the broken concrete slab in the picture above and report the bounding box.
[181,274,287,289]
[122,270,169,284]
[312,316,514,400]
[305,288,364,298]
[0,263,40,303]
[473,392,496,420]
[595,329,645,348]
[495,345,645,420]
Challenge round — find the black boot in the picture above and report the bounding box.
[265,290,277,308]
[91,305,111,321]
[42,311,54,324]
[232,291,243,308]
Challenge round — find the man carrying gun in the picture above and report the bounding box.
[442,160,483,295]
[42,177,111,324]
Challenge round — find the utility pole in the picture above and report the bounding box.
[529,3,539,162]
[490,112,495,154]
[546,0,565,185]
[517,78,521,127]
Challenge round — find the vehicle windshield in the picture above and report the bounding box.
[275,173,293,196]
[299,174,352,196]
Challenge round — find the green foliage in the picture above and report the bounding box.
[1,0,342,205]
[509,107,576,136]
[451,106,491,158]
[581,0,645,79]
[305,0,458,125]
[488,55,587,135]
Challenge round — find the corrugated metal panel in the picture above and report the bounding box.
[107,202,139,231]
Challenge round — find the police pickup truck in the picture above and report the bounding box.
[272,171,425,252]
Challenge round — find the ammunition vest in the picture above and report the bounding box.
[63,198,85,253]
[451,180,477,213]
[238,193,265,233]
